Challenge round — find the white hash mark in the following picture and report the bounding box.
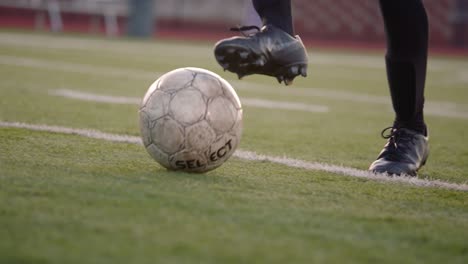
[0,121,467,192]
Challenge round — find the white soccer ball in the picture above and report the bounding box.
[139,67,243,173]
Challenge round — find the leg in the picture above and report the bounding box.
[369,0,429,176]
[252,0,294,36]
[380,0,428,135]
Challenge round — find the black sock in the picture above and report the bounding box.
[379,0,428,135]
[252,0,294,35]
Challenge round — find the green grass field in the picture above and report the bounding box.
[0,30,467,263]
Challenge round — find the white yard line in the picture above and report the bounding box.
[2,31,467,85]
[0,121,141,144]
[0,32,211,60]
[52,89,141,105]
[50,89,329,113]
[0,31,464,72]
[231,81,468,120]
[1,121,467,192]
[1,55,468,119]
[0,55,160,79]
[241,98,328,113]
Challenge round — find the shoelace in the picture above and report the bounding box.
[381,126,415,152]
[229,25,261,37]
[381,126,397,139]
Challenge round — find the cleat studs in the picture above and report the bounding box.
[254,58,265,67]
[300,66,307,77]
[276,75,284,84]
[239,51,249,59]
[226,48,236,54]
[284,77,294,86]
[289,66,299,75]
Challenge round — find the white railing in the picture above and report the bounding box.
[0,0,127,15]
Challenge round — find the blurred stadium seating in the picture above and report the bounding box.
[0,0,467,50]
[294,0,468,49]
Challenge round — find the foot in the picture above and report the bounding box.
[214,25,308,85]
[369,127,429,176]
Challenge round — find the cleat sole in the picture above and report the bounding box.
[214,25,309,86]
[300,65,307,77]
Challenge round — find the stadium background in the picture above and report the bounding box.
[1,0,467,51]
[1,1,468,263]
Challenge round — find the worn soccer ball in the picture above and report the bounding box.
[139,67,243,173]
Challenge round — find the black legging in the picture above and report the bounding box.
[252,0,428,134]
[380,0,428,134]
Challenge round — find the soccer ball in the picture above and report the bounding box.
[139,67,243,173]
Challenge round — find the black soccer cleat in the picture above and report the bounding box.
[214,25,308,85]
[369,127,429,176]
